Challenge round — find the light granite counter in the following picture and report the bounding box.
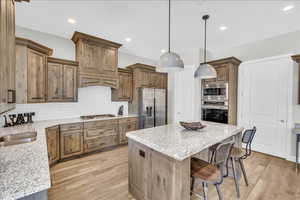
[126,121,244,161]
[0,115,137,200]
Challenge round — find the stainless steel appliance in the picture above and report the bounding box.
[139,88,167,129]
[201,81,228,123]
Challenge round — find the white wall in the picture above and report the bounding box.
[0,27,156,125]
[211,30,300,62]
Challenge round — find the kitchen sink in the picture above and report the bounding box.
[80,114,116,120]
[0,131,37,147]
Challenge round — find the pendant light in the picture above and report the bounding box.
[159,0,184,71]
[194,15,216,78]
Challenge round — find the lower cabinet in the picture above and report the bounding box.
[46,117,138,166]
[119,117,138,144]
[83,119,119,153]
[46,126,60,166]
[60,126,84,159]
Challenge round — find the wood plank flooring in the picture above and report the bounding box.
[49,146,300,200]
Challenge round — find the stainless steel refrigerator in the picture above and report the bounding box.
[138,88,167,129]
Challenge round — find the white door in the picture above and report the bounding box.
[238,56,293,158]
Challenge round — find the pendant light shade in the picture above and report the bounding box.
[159,0,184,71]
[194,15,216,78]
[159,52,184,71]
[194,63,217,78]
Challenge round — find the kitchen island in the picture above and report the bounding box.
[126,122,244,200]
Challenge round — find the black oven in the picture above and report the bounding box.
[203,88,226,96]
[202,108,228,124]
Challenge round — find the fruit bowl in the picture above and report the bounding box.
[179,121,206,131]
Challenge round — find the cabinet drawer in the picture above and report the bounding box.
[84,135,118,152]
[60,123,83,132]
[84,127,117,139]
[119,117,138,124]
[127,122,137,132]
[84,119,118,130]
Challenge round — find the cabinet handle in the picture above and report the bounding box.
[139,150,145,158]
[7,89,16,103]
[31,97,43,100]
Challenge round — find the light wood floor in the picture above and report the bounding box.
[49,146,300,200]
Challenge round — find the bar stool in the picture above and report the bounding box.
[230,127,256,187]
[208,127,257,198]
[191,141,234,200]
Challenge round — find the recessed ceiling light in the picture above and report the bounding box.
[161,49,166,53]
[283,5,294,12]
[68,18,76,24]
[219,26,228,31]
[125,38,132,42]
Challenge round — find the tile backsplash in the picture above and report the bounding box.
[0,86,128,127]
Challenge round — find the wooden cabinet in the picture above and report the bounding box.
[126,63,168,114]
[292,55,300,104]
[111,68,133,101]
[203,57,241,125]
[27,49,47,103]
[46,126,60,166]
[47,57,78,102]
[215,64,229,82]
[128,140,152,200]
[0,0,16,114]
[119,117,138,144]
[71,31,122,88]
[83,119,119,153]
[15,37,53,104]
[60,123,84,159]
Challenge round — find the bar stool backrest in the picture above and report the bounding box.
[213,141,235,167]
[241,126,257,159]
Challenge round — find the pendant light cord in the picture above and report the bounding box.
[168,0,171,53]
[204,17,207,63]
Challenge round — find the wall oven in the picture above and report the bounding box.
[201,81,229,124]
[202,108,228,124]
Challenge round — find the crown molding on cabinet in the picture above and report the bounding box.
[202,56,242,66]
[16,37,53,56]
[47,57,79,66]
[71,31,122,48]
[126,63,156,72]
[292,54,300,63]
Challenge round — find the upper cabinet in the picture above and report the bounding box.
[292,55,300,104]
[111,68,133,102]
[71,32,122,89]
[47,57,78,102]
[16,37,53,103]
[126,63,168,113]
[0,0,16,114]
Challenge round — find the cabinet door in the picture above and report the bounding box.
[78,41,102,75]
[63,65,77,101]
[102,47,117,76]
[140,71,150,87]
[47,62,63,102]
[128,141,152,200]
[0,0,15,113]
[123,73,133,100]
[216,65,229,82]
[119,122,127,144]
[60,130,83,159]
[46,126,60,166]
[27,49,46,103]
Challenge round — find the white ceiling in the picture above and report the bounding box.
[16,0,300,65]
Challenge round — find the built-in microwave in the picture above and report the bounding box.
[202,108,228,124]
[202,82,228,102]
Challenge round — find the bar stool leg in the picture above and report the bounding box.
[202,182,208,200]
[238,158,249,186]
[296,135,299,173]
[215,184,223,200]
[190,177,195,195]
[231,157,240,198]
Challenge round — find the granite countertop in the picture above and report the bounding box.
[126,121,244,161]
[0,114,137,200]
